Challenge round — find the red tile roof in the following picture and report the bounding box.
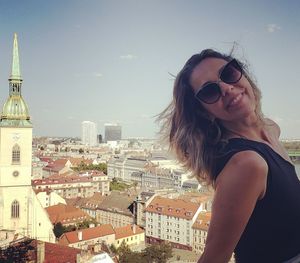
[32,175,92,186]
[59,224,115,245]
[192,212,211,230]
[39,157,54,164]
[145,196,200,220]
[114,224,144,239]
[0,238,82,263]
[46,203,90,225]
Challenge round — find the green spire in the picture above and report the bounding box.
[0,33,32,127]
[9,33,22,81]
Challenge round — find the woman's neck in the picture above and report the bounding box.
[221,115,265,141]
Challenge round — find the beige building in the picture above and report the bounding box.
[58,224,115,249]
[192,211,211,254]
[96,191,136,228]
[0,34,55,243]
[32,171,109,199]
[114,224,145,250]
[145,196,203,250]
[46,203,90,226]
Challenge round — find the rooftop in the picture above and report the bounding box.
[145,196,201,220]
[192,212,211,231]
[59,224,115,245]
[114,224,144,240]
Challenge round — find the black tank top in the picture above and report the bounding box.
[213,138,300,263]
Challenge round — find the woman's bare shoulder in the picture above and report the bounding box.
[216,150,268,196]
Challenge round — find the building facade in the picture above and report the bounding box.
[32,172,109,199]
[145,196,203,250]
[95,191,136,228]
[58,224,115,249]
[107,157,148,182]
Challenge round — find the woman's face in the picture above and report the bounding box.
[189,57,257,123]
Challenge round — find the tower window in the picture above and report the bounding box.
[12,144,20,164]
[11,200,20,218]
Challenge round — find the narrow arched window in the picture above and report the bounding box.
[11,200,20,218]
[12,144,20,164]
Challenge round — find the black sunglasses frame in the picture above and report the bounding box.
[194,59,243,104]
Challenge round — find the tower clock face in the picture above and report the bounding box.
[13,171,19,177]
[12,133,20,141]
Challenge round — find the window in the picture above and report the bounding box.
[11,200,20,218]
[12,144,20,164]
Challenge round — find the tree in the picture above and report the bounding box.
[53,222,64,238]
[142,242,173,263]
[76,219,97,230]
[116,241,145,263]
[78,148,84,154]
[110,244,117,254]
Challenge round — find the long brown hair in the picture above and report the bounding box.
[157,49,263,186]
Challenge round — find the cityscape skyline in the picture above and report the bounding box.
[0,1,299,139]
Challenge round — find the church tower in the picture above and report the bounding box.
[0,34,55,242]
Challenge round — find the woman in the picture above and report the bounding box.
[158,49,300,263]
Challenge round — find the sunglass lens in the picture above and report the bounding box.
[221,60,242,84]
[196,83,221,104]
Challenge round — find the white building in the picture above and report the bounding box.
[81,121,97,146]
[35,191,66,208]
[0,34,55,243]
[145,196,203,250]
[107,156,148,182]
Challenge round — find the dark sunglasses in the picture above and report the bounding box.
[194,59,243,104]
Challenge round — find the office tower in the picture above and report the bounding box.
[97,134,103,144]
[104,123,122,142]
[81,121,97,146]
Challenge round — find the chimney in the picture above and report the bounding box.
[37,241,45,263]
[132,224,136,234]
[78,231,83,241]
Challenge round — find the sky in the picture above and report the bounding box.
[0,0,299,139]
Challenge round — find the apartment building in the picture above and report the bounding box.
[135,191,156,228]
[32,172,109,199]
[46,203,90,226]
[107,157,148,182]
[95,191,136,228]
[192,212,211,254]
[114,224,145,250]
[58,223,144,252]
[145,196,203,250]
[59,224,115,249]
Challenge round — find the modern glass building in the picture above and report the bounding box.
[104,123,122,142]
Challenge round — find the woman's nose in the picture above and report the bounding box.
[218,81,234,96]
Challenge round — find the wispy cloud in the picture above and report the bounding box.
[120,54,138,60]
[94,72,103,78]
[139,114,153,119]
[74,72,103,78]
[267,24,281,33]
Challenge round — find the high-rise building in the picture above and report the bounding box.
[81,121,97,146]
[0,34,55,242]
[104,123,122,142]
